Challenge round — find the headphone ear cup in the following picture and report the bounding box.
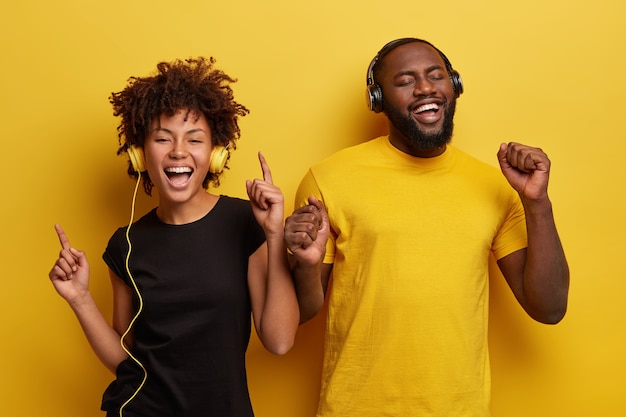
[367,84,384,113]
[449,70,463,98]
[128,145,146,173]
[209,145,228,174]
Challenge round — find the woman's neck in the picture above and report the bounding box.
[156,192,219,225]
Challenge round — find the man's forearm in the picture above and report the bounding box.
[523,198,570,323]
[289,255,326,323]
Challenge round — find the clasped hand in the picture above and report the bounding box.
[284,196,329,266]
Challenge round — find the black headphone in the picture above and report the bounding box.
[366,38,464,113]
[127,144,229,174]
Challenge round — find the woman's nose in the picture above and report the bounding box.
[170,141,188,158]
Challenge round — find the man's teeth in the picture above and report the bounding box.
[165,167,192,173]
[414,103,439,114]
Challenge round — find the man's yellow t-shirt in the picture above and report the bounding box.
[295,137,527,417]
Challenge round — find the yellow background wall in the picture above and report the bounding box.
[1,0,624,415]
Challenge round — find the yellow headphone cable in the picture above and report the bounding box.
[119,173,148,417]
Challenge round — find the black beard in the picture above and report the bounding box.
[384,98,456,151]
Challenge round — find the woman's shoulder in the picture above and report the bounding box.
[216,195,253,211]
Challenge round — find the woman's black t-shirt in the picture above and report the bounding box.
[101,196,266,417]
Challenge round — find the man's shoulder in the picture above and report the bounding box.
[312,137,384,168]
[451,145,500,173]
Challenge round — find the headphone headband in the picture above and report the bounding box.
[365,38,463,113]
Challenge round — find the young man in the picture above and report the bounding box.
[285,38,569,417]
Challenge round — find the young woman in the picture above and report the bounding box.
[48,57,299,417]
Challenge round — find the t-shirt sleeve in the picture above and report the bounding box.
[246,206,267,256]
[102,227,131,285]
[294,169,335,264]
[491,190,528,260]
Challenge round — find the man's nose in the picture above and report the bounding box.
[414,77,435,96]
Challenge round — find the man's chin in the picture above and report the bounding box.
[384,101,455,150]
[407,131,451,149]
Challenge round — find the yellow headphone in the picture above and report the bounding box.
[127,145,228,174]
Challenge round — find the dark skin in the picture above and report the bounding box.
[285,42,569,324]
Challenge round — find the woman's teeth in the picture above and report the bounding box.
[165,166,192,174]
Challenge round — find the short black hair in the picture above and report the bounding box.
[372,38,453,84]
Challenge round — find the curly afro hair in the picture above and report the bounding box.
[109,57,250,195]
